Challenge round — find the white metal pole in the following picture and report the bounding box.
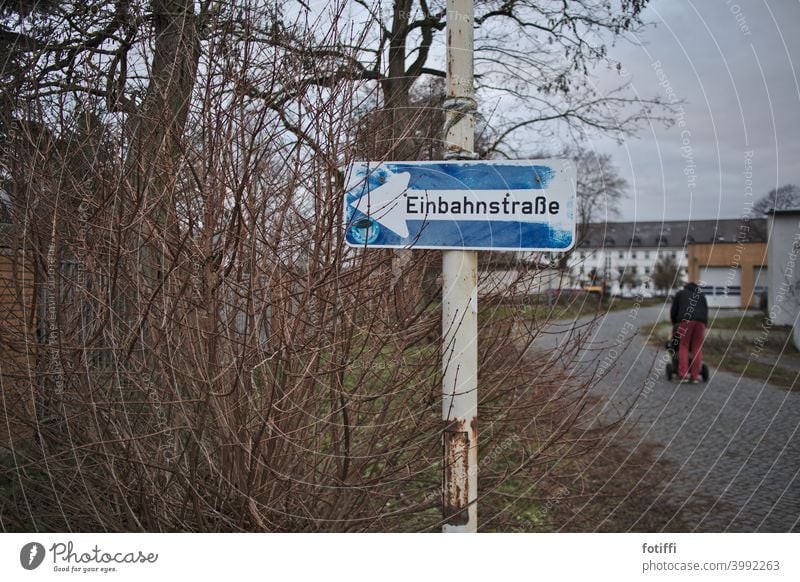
[442,0,478,533]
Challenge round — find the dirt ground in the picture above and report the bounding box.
[545,435,708,532]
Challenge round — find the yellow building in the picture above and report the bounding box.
[687,240,768,310]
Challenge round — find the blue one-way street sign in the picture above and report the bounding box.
[343,160,576,251]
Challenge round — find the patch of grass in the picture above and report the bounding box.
[704,316,798,390]
[708,314,787,331]
[604,296,666,311]
[702,351,799,389]
[543,440,702,532]
[483,295,664,324]
[643,314,800,390]
[646,314,793,341]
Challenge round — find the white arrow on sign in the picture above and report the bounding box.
[350,171,412,238]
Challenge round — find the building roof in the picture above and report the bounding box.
[770,207,800,215]
[579,218,766,248]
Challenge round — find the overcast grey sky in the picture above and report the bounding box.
[590,0,800,222]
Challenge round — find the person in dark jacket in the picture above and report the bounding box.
[670,281,709,383]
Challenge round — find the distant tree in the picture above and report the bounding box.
[554,148,629,274]
[652,255,680,293]
[350,1,673,160]
[753,184,800,215]
[552,148,629,275]
[541,147,629,244]
[573,148,629,233]
[620,268,639,290]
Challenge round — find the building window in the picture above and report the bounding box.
[671,251,677,259]
[632,251,637,259]
[618,251,624,259]
[645,267,651,275]
[644,251,650,259]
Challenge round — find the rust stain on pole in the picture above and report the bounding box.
[442,420,470,525]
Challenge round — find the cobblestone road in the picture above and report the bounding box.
[549,304,800,532]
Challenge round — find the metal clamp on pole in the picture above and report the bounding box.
[442,97,480,160]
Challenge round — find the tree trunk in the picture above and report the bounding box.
[127,0,200,289]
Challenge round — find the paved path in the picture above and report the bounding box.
[542,304,800,532]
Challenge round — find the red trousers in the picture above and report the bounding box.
[676,320,705,380]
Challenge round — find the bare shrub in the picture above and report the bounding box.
[0,0,653,532]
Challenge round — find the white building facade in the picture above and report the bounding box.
[767,209,800,329]
[570,245,689,297]
[566,219,767,298]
